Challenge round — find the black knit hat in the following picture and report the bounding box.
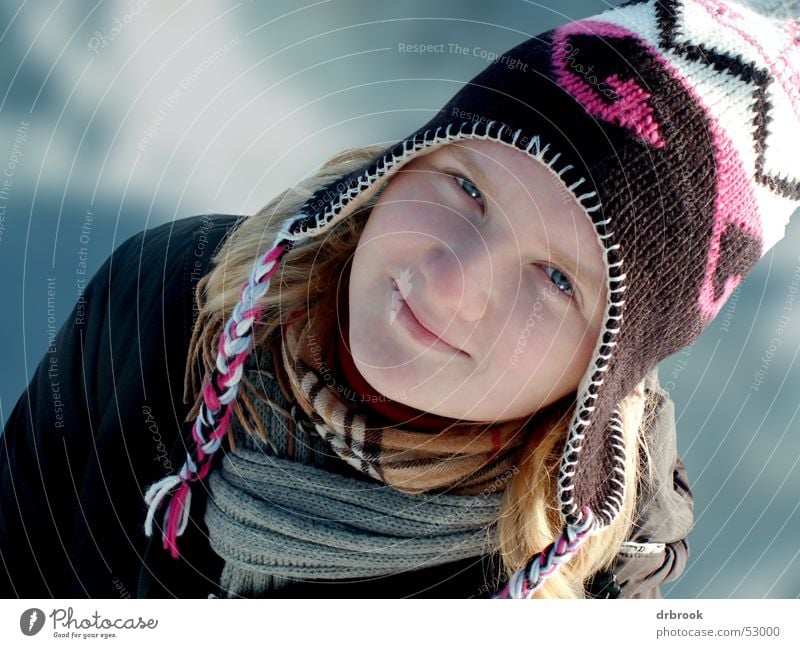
[145,0,800,597]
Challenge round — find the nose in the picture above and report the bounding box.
[420,234,493,322]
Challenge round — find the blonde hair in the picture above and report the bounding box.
[184,145,658,598]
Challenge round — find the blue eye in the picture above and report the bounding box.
[541,264,575,298]
[456,176,483,205]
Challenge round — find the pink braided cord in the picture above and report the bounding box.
[493,506,595,599]
[143,239,291,558]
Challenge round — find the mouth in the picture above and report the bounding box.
[393,279,469,357]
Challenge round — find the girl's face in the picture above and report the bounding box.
[347,139,607,423]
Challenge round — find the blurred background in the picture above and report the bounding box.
[0,0,798,598]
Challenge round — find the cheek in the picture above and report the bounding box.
[548,319,598,385]
[353,209,405,267]
[502,297,588,364]
[508,291,560,336]
[491,297,552,363]
[370,205,455,252]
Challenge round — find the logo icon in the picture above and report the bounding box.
[20,608,45,636]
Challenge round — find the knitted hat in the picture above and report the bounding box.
[144,0,800,597]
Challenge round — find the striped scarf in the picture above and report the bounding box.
[277,289,531,496]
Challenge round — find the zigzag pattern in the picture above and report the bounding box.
[602,0,800,252]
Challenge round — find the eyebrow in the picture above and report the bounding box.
[442,145,607,304]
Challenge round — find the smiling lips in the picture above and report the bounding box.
[393,279,468,356]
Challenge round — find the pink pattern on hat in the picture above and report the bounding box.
[551,16,763,321]
[697,133,762,320]
[551,20,666,149]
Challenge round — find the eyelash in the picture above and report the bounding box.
[452,174,576,300]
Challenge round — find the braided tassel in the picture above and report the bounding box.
[143,221,300,558]
[493,506,595,599]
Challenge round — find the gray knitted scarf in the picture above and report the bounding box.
[204,347,508,598]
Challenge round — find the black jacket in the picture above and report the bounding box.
[0,214,693,598]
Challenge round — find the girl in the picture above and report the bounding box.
[2,0,797,599]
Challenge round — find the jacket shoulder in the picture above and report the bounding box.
[120,214,243,293]
[608,368,695,598]
[0,213,243,597]
[638,367,694,542]
[88,214,244,425]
